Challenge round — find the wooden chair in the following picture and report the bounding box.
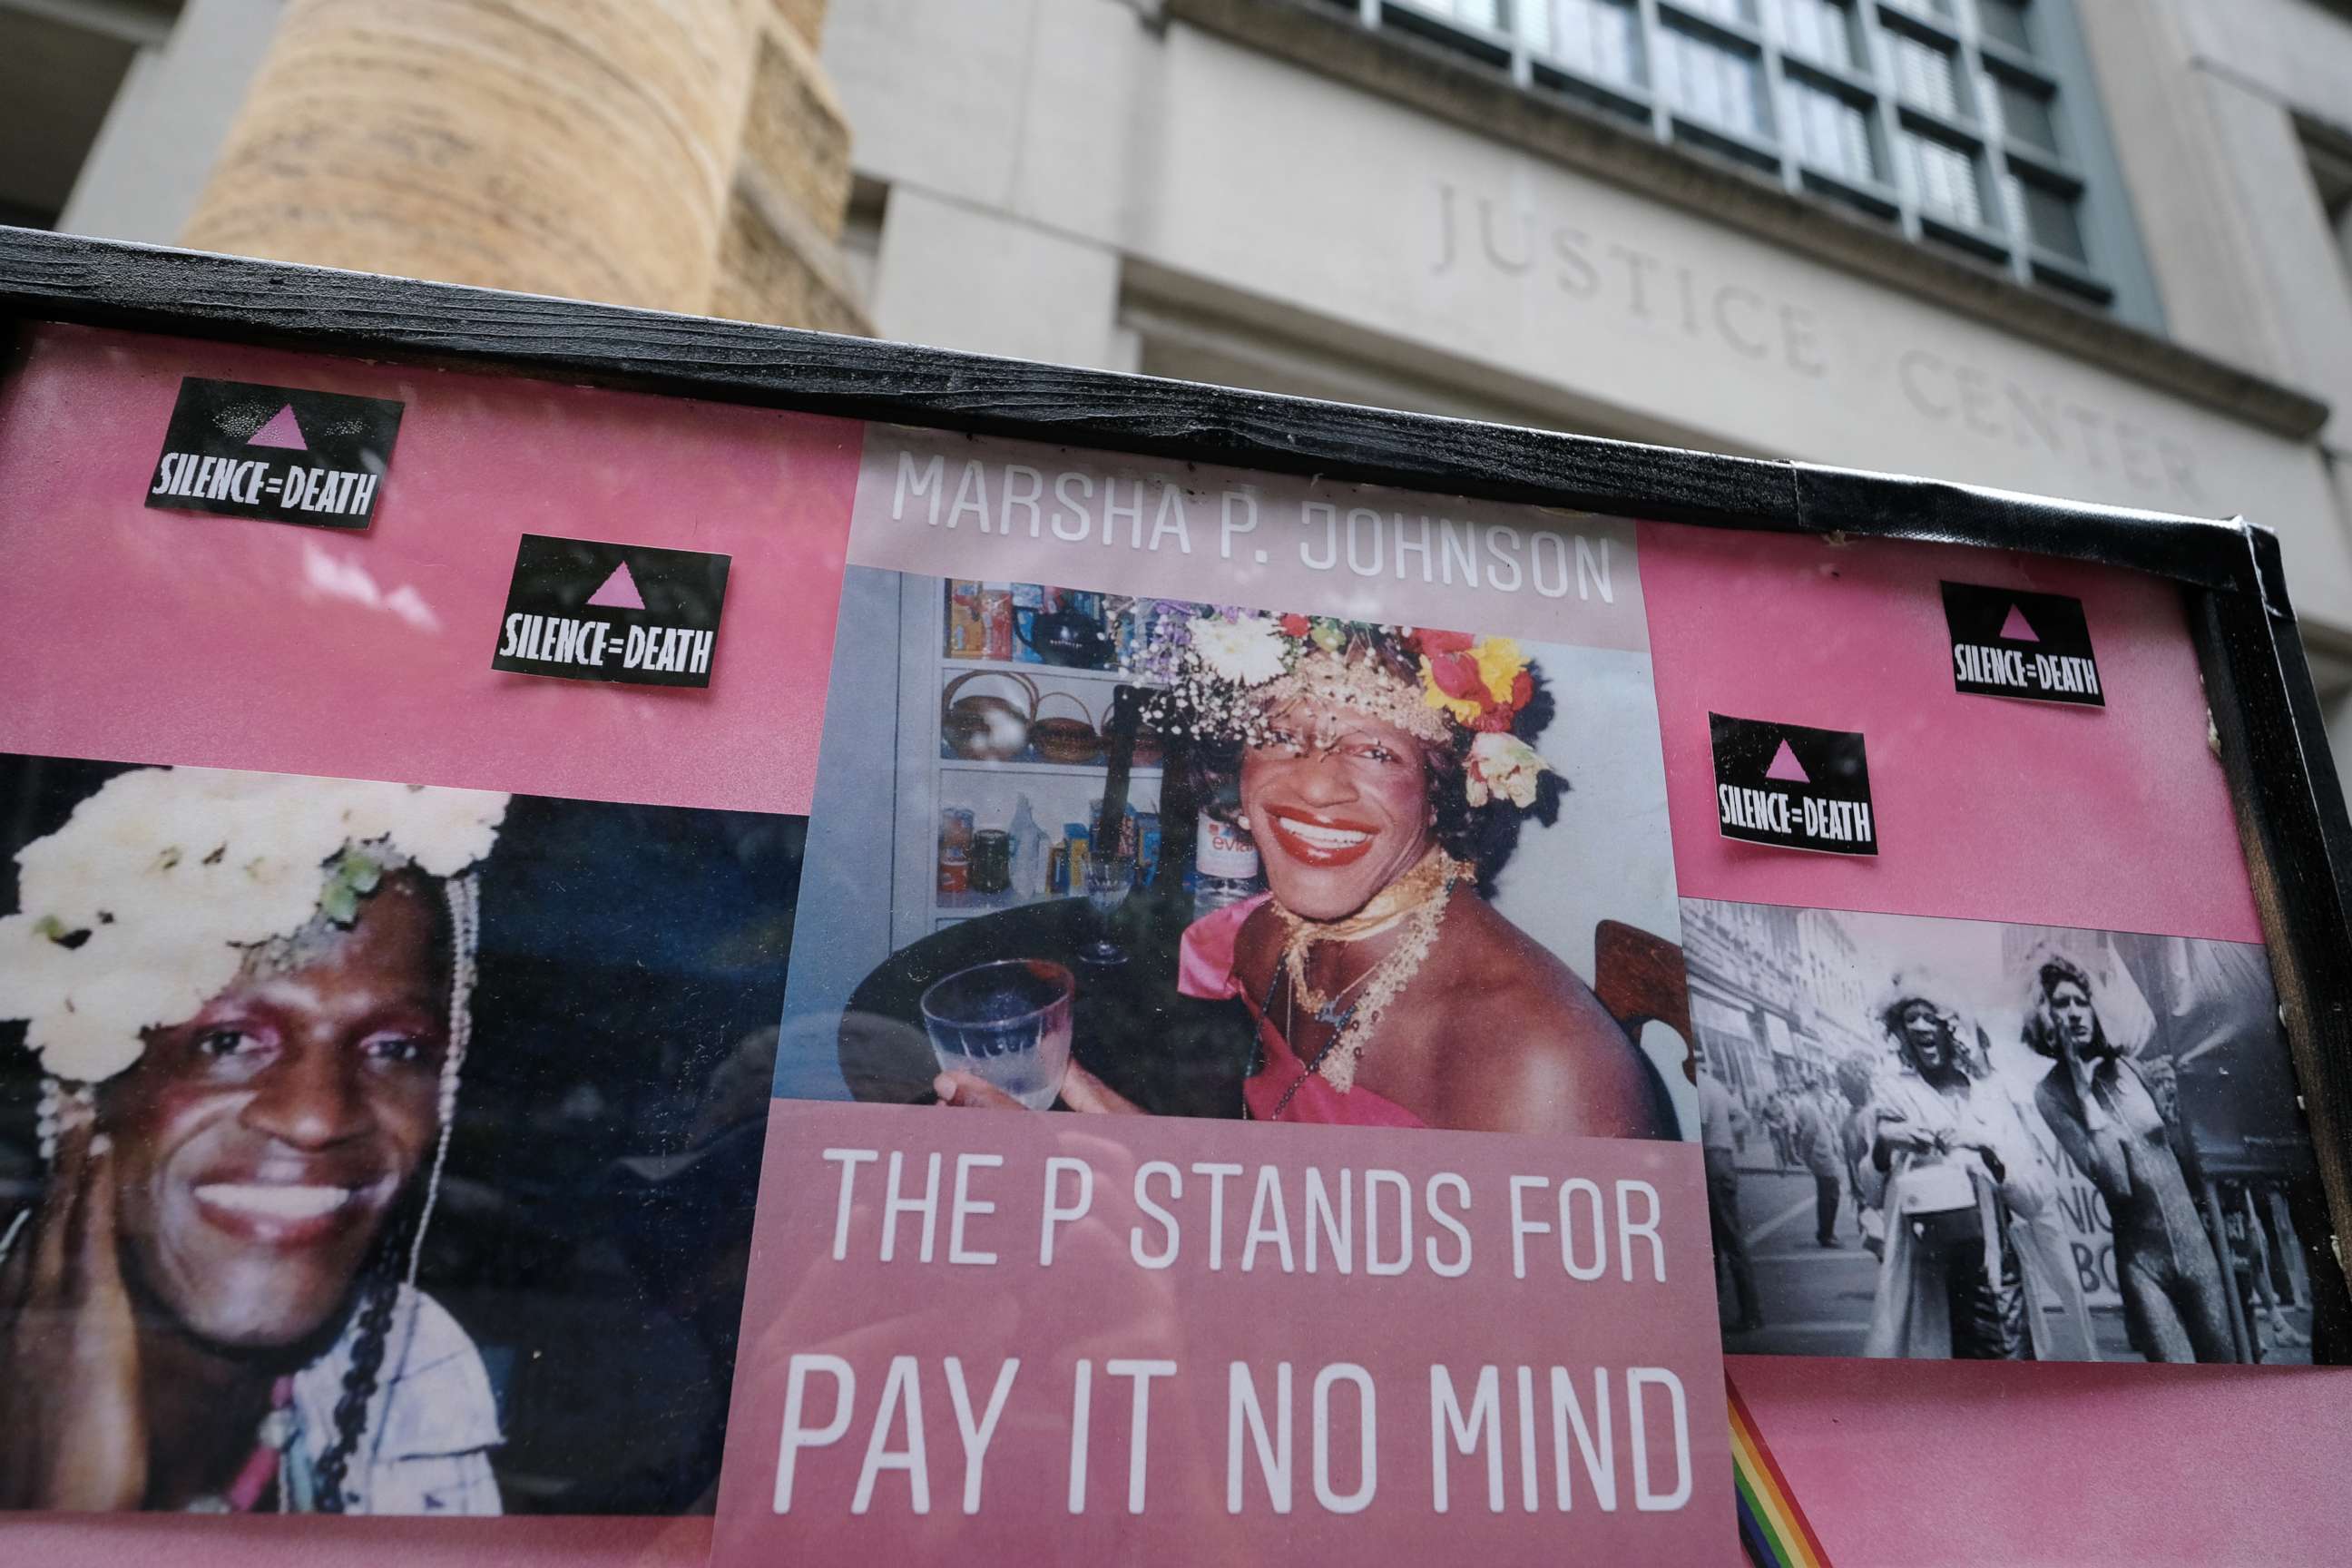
[1594,918,1697,1090]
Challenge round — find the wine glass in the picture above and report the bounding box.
[1079,853,1135,966]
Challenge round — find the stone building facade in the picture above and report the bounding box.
[7,0,863,330]
[8,0,2352,774]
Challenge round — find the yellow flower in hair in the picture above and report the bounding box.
[1473,637,1529,700]
[1420,634,1534,730]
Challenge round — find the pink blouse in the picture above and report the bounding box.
[1177,893,1427,1129]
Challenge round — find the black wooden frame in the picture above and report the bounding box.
[5,227,2350,1349]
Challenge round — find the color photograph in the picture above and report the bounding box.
[0,753,802,1514]
[773,569,1694,1141]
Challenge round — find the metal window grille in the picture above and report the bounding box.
[1782,77,1877,182]
[1336,0,2130,310]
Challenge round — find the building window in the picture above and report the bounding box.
[1781,77,1878,183]
[1768,0,1861,72]
[1657,23,1772,147]
[1331,0,2141,313]
[2305,127,2352,285]
[0,6,150,232]
[1528,0,1645,89]
[1903,125,1985,229]
[1887,28,1968,121]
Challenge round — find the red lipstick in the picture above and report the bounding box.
[1262,806,1380,869]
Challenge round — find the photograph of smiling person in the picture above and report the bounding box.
[1141,619,1669,1136]
[0,754,805,1514]
[778,576,1690,1140]
[1685,899,2326,1364]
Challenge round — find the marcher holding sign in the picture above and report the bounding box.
[1861,973,2067,1360]
[2024,951,2236,1363]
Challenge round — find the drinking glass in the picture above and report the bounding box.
[918,959,1075,1110]
[1080,854,1135,967]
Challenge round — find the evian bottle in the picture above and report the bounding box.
[1193,809,1263,912]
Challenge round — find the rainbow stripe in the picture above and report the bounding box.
[1729,1377,1831,1568]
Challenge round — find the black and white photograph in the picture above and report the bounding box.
[1686,897,2323,1364]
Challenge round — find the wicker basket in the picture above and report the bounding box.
[1030,690,1101,765]
[940,668,1037,761]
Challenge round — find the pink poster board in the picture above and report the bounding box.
[0,324,2338,1567]
[0,324,860,818]
[1642,521,2350,1563]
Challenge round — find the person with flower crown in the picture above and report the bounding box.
[1860,972,2080,1359]
[936,612,1676,1139]
[0,764,509,1512]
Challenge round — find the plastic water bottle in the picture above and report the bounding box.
[1192,808,1262,913]
[1007,794,1047,898]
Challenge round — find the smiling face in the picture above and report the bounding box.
[1898,1001,1948,1073]
[1239,700,1441,921]
[99,873,448,1349]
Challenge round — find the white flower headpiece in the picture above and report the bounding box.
[0,766,510,1084]
[1871,967,1968,1036]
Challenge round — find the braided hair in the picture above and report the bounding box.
[309,1230,406,1512]
[308,871,478,1513]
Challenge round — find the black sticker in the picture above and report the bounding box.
[493,534,730,689]
[1710,713,1877,857]
[147,377,403,529]
[1940,581,2102,707]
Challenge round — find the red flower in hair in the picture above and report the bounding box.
[1278,613,1311,638]
[1426,651,1485,701]
[1416,627,1475,655]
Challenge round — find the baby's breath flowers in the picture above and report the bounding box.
[1128,607,1555,808]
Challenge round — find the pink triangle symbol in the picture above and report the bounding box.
[1998,603,2039,642]
[1764,739,1809,784]
[584,560,646,610]
[246,404,309,450]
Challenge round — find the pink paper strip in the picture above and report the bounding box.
[1730,1353,2352,1565]
[1642,521,2262,943]
[714,1101,1733,1565]
[0,324,861,818]
[850,426,1651,652]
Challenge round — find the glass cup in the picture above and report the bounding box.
[1081,853,1135,966]
[919,959,1075,1110]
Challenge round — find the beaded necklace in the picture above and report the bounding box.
[1260,846,1468,1117]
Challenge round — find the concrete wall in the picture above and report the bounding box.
[56,0,282,245]
[2077,0,2352,775]
[2081,0,2352,452]
[824,0,2352,643]
[44,0,2352,741]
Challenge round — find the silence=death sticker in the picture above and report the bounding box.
[1940,582,2103,708]
[493,534,730,689]
[1710,713,1877,857]
[147,377,403,530]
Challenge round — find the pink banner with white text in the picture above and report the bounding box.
[713,1102,1730,1565]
